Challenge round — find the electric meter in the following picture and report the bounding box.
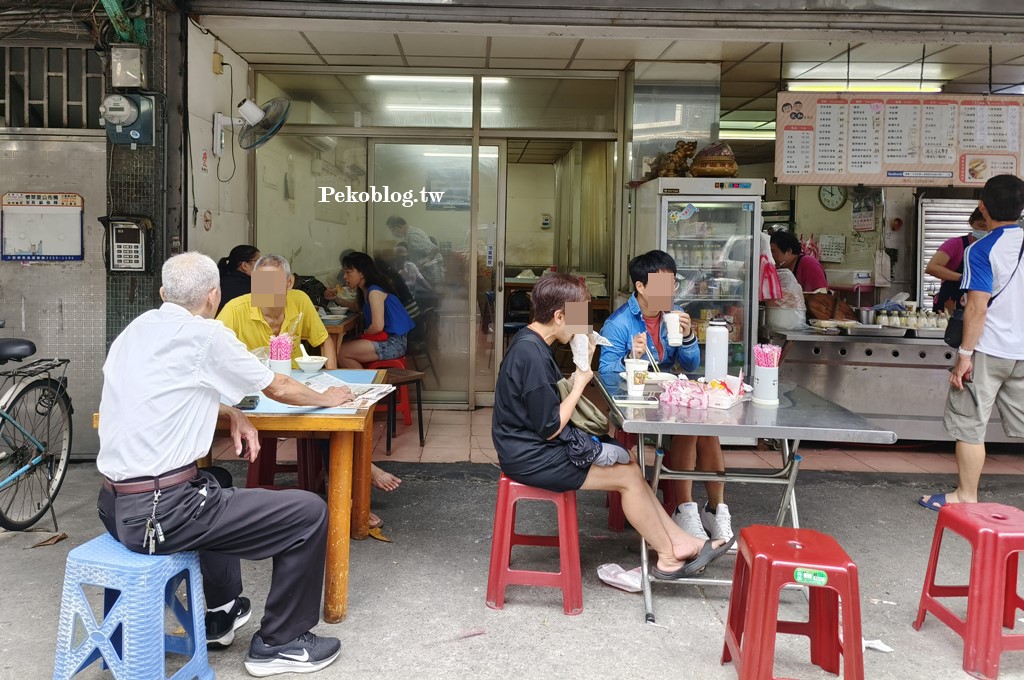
[99,94,139,127]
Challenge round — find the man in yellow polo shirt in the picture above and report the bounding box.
[217,254,336,369]
[218,253,394,529]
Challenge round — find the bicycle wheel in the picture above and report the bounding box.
[0,378,73,530]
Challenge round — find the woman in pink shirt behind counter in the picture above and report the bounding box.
[769,230,829,292]
[926,208,986,313]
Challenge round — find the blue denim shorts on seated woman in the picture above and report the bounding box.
[371,333,408,361]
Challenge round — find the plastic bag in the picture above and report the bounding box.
[766,268,805,311]
[597,563,643,593]
[659,378,708,409]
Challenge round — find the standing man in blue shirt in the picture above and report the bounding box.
[600,250,734,544]
[921,174,1024,510]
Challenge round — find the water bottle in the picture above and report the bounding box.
[705,319,729,381]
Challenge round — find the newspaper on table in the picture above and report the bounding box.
[299,372,395,409]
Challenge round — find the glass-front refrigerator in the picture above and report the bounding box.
[636,177,765,377]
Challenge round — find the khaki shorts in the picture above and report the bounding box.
[944,351,1024,444]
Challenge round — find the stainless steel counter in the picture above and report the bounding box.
[766,330,1011,443]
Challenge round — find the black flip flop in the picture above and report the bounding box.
[650,561,691,580]
[650,537,737,580]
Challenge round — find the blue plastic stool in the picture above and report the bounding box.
[53,533,214,680]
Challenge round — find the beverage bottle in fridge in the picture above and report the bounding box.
[705,319,729,381]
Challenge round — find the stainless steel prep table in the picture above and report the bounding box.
[596,373,896,623]
[766,330,1014,443]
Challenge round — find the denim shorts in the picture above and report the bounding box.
[371,333,408,361]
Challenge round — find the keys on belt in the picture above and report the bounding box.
[142,489,165,554]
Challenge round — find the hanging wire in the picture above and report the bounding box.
[845,43,851,90]
[919,44,926,90]
[988,46,993,94]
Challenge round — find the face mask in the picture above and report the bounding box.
[972,229,988,240]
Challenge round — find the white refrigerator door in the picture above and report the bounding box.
[659,193,761,377]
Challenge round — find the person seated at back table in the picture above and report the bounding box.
[394,243,435,306]
[217,252,398,525]
[217,244,260,313]
[598,250,735,546]
[493,273,734,579]
[333,251,416,369]
[217,253,336,370]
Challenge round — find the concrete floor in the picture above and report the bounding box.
[4,460,1024,680]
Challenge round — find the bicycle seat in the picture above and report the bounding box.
[0,339,36,363]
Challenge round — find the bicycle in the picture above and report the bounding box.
[0,338,73,531]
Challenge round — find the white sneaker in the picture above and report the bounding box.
[701,502,735,544]
[672,502,709,540]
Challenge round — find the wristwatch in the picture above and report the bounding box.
[958,347,974,357]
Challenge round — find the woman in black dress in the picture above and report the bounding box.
[492,273,733,579]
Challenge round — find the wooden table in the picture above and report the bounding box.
[325,314,360,353]
[92,368,383,624]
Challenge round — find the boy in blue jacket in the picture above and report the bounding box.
[599,250,734,544]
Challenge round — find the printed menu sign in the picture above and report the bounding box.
[775,92,1024,187]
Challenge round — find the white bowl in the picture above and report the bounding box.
[295,356,328,373]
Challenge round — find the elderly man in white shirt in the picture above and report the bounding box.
[97,252,353,677]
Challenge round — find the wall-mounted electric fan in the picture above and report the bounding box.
[213,98,290,156]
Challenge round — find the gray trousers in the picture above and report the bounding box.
[97,469,328,646]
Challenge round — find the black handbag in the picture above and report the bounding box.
[943,310,964,348]
[944,234,1024,348]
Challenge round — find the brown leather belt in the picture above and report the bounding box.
[103,465,198,495]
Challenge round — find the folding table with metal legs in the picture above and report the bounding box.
[597,375,896,624]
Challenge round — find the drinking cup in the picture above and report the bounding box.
[624,358,649,397]
[664,312,683,347]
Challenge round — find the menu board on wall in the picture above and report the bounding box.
[775,92,1024,187]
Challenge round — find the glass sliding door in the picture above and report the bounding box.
[370,141,479,403]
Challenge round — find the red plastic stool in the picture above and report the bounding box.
[607,430,678,532]
[913,503,1024,680]
[486,473,583,615]
[722,525,865,679]
[365,357,412,427]
[245,438,324,493]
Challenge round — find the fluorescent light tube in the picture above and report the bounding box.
[719,130,776,141]
[385,105,501,113]
[786,80,943,93]
[367,75,508,84]
[423,151,499,158]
